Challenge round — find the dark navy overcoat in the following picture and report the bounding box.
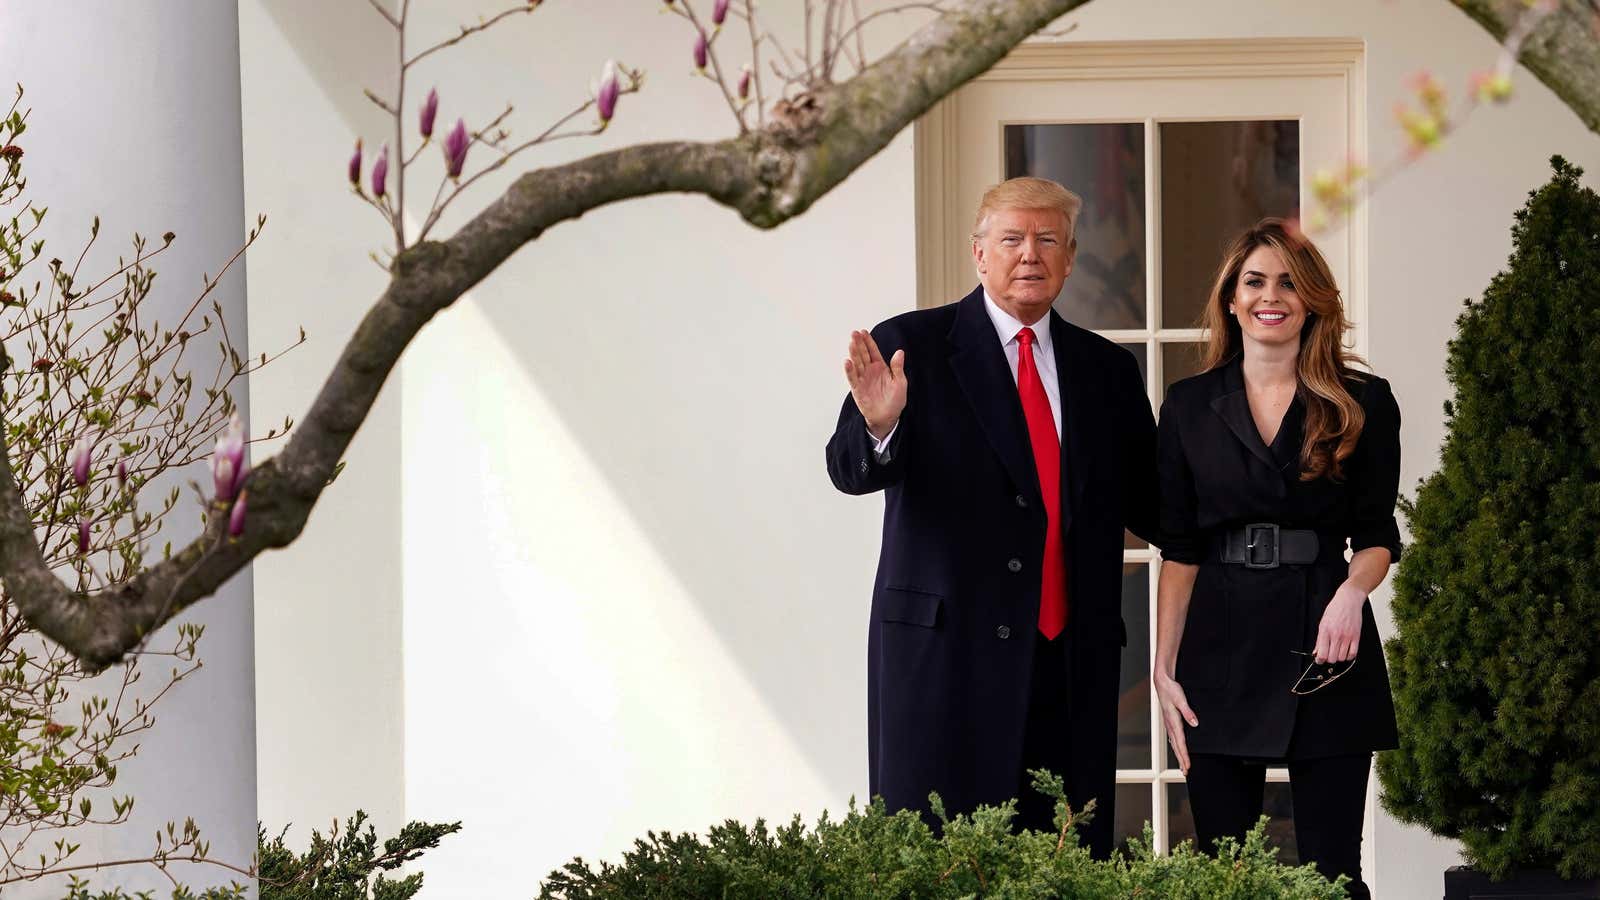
[826,287,1158,855]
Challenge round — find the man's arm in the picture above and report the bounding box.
[825,326,909,495]
[1116,346,1161,544]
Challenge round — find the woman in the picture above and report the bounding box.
[1153,219,1401,899]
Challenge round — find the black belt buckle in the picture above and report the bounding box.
[1244,523,1281,570]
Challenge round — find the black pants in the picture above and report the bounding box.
[1013,632,1113,857]
[1187,753,1371,900]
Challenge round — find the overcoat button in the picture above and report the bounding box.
[996,625,1012,639]
[1007,558,1022,573]
[1015,494,1027,508]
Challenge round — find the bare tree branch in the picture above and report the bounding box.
[364,0,399,29]
[0,0,1091,670]
[405,5,539,70]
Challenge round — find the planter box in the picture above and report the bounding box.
[1445,866,1600,900]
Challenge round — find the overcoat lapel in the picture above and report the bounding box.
[946,288,1041,504]
[1209,356,1291,497]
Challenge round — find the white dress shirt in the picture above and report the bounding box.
[870,290,1063,460]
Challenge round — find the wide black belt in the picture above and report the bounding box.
[1213,524,1342,569]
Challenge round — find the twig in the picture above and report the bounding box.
[363,0,398,28]
[406,5,538,70]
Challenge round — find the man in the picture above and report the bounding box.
[825,176,1158,857]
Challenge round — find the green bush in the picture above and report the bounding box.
[256,811,461,900]
[1379,156,1600,879]
[539,772,1344,899]
[57,810,460,900]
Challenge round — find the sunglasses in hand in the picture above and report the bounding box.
[1290,649,1356,696]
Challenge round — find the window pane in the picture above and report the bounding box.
[1165,779,1299,863]
[1161,341,1206,396]
[1159,121,1299,330]
[1167,781,1197,851]
[1117,563,1151,769]
[1004,123,1147,330]
[1114,782,1153,855]
[1264,781,1298,865]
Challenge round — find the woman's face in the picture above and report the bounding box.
[1229,245,1308,350]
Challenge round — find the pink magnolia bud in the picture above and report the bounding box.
[712,0,729,25]
[76,517,89,554]
[738,64,751,100]
[211,413,248,502]
[420,87,439,139]
[1394,103,1442,153]
[597,60,620,123]
[372,144,389,198]
[693,31,708,70]
[70,435,92,488]
[443,118,470,179]
[1471,70,1513,103]
[347,138,363,186]
[1408,70,1447,117]
[228,490,248,538]
[116,458,127,488]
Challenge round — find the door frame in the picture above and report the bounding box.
[914,37,1367,362]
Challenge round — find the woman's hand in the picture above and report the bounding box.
[1313,583,1367,663]
[1154,671,1199,773]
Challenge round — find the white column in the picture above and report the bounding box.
[0,1,256,896]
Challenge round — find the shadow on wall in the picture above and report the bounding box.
[259,0,924,807]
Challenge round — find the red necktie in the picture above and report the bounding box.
[1016,327,1067,639]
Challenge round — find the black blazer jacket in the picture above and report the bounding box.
[826,287,1158,852]
[1157,356,1403,759]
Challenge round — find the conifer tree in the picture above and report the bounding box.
[1380,157,1600,879]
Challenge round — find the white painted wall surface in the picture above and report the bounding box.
[240,2,1600,898]
[1,2,257,896]
[240,0,407,844]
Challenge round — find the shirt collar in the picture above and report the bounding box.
[982,289,1054,356]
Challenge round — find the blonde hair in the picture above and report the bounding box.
[1199,218,1368,482]
[971,177,1083,239]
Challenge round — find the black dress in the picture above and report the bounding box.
[1156,356,1401,760]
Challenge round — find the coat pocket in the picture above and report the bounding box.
[879,586,943,628]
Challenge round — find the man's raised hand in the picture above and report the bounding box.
[843,330,907,441]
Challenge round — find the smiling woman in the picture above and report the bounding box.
[1153,219,1403,900]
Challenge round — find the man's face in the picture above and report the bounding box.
[971,207,1076,324]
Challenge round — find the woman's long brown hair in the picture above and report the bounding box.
[1198,218,1367,481]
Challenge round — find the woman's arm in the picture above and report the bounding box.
[1154,559,1201,773]
[1317,376,1403,663]
[1314,546,1391,664]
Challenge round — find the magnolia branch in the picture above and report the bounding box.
[1450,0,1600,135]
[0,0,1090,670]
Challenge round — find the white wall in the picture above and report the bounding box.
[241,2,1600,898]
[1,2,257,896]
[240,0,406,843]
[393,2,905,889]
